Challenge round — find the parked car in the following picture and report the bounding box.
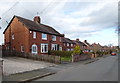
[111,52,116,56]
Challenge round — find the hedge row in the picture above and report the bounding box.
[48,50,73,57]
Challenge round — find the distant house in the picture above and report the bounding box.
[3,15,64,55]
[82,40,92,52]
[91,43,103,53]
[73,39,89,52]
[62,38,76,51]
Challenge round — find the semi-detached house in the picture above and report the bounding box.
[3,15,64,55]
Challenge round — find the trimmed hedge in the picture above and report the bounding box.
[49,50,73,57]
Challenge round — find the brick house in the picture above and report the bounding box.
[3,15,64,55]
[82,40,93,52]
[62,38,76,51]
[73,39,89,52]
[91,43,103,53]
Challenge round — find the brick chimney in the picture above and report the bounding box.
[34,16,41,23]
[84,40,87,43]
[76,38,79,41]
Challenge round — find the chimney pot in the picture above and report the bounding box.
[76,38,79,41]
[34,16,41,23]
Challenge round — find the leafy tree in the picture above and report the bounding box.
[73,46,81,55]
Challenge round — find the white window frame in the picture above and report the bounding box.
[42,33,47,40]
[21,46,24,52]
[60,37,62,42]
[52,35,56,41]
[71,44,73,47]
[51,44,57,51]
[67,43,69,46]
[30,31,32,33]
[12,34,14,40]
[31,44,38,54]
[64,43,66,46]
[71,48,73,51]
[59,46,62,51]
[41,43,48,53]
[33,32,36,38]
[67,48,70,51]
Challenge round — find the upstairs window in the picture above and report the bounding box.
[30,31,32,33]
[71,44,73,47]
[33,32,36,38]
[64,43,66,46]
[42,33,47,40]
[67,43,69,46]
[60,37,62,42]
[52,35,56,41]
[12,34,14,40]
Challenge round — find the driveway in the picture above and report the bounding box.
[3,57,55,76]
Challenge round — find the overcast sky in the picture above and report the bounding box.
[0,0,119,46]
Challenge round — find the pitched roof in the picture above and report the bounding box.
[62,38,75,44]
[3,15,63,36]
[73,40,86,46]
[83,41,91,47]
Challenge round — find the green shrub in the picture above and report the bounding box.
[49,50,73,57]
[73,46,81,55]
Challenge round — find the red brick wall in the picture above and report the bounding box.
[62,43,76,51]
[29,31,63,54]
[4,17,63,55]
[4,17,30,53]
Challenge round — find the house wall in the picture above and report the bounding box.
[4,17,30,53]
[62,43,76,51]
[29,31,63,54]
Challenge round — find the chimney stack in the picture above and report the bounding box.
[34,16,41,23]
[84,40,87,43]
[76,38,79,41]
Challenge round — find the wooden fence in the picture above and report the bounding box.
[2,49,61,64]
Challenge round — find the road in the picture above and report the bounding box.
[34,55,118,81]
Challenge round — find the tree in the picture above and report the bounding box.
[92,44,101,54]
[73,46,81,55]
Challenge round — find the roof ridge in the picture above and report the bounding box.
[14,15,62,36]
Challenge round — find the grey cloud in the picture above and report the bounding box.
[80,2,117,29]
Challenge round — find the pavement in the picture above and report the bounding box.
[2,68,56,82]
[1,54,111,82]
[3,57,55,76]
[2,56,101,82]
[34,55,117,81]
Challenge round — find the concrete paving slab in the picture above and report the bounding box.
[2,68,56,82]
[3,57,56,75]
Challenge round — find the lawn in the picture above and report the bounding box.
[61,57,72,61]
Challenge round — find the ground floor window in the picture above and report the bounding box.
[41,43,48,53]
[21,45,24,52]
[59,46,62,51]
[31,44,38,54]
[51,44,58,50]
[67,48,70,51]
[71,48,73,51]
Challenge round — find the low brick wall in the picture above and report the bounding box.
[72,54,91,62]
